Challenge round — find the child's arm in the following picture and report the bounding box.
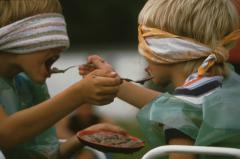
[56,117,75,139]
[0,69,121,149]
[168,137,197,159]
[81,55,160,109]
[117,80,160,108]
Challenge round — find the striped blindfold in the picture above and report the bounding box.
[138,25,240,76]
[0,13,70,54]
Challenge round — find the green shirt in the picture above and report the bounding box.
[138,69,240,159]
[0,73,59,159]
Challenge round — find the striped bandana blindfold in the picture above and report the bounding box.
[138,25,240,76]
[0,13,70,54]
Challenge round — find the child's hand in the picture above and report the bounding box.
[78,63,96,77]
[79,68,121,105]
[79,55,114,77]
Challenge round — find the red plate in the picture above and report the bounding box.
[77,130,145,153]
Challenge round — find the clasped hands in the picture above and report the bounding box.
[78,55,121,106]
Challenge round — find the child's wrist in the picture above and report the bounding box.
[66,82,85,106]
[117,80,128,97]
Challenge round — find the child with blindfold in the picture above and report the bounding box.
[0,0,124,158]
[81,0,240,159]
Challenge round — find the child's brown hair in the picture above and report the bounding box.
[0,0,62,27]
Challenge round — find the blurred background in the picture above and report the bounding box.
[46,1,152,159]
[59,0,146,46]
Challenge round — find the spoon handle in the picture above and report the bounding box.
[121,76,154,84]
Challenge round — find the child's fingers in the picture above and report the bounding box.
[88,55,105,64]
[79,64,96,71]
[91,69,118,78]
[79,67,88,74]
[88,56,112,71]
[79,69,87,76]
[80,63,97,70]
[79,67,94,76]
[91,59,107,70]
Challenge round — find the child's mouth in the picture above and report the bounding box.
[45,55,59,75]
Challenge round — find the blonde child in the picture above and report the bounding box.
[0,0,124,158]
[81,0,240,159]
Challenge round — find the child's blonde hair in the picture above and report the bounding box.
[139,0,240,76]
[0,0,62,27]
[139,0,239,47]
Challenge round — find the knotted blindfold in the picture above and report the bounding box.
[138,25,240,76]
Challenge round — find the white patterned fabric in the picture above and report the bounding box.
[138,25,240,75]
[146,37,212,57]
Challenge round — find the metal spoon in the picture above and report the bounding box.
[51,65,78,74]
[121,76,154,85]
[51,65,154,84]
[51,64,95,74]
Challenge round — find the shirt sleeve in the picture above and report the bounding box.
[137,93,202,142]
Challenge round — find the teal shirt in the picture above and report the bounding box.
[137,69,240,159]
[0,73,59,159]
